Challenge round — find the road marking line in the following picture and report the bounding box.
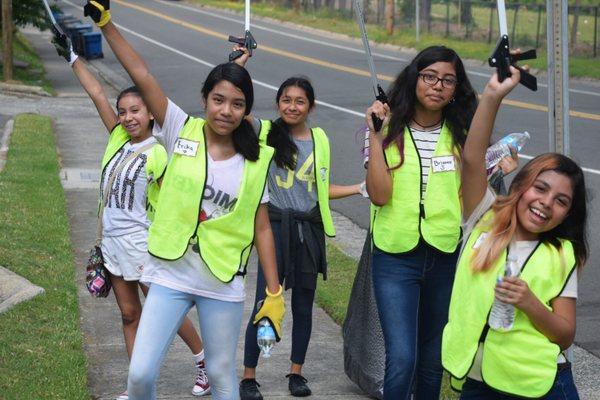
[157,0,600,99]
[60,0,600,176]
[113,0,600,122]
[154,0,408,62]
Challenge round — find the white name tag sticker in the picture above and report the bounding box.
[174,138,199,157]
[431,155,456,173]
[473,232,489,249]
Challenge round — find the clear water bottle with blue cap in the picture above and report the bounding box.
[486,131,530,171]
[257,318,276,358]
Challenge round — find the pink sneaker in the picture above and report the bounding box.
[192,360,211,396]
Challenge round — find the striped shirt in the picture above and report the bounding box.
[410,126,442,202]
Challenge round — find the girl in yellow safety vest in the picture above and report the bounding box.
[84,2,285,400]
[365,46,478,399]
[50,29,207,400]
[442,67,587,399]
[232,72,366,398]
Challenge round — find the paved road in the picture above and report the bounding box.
[57,0,600,357]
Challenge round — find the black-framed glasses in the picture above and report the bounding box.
[418,73,458,89]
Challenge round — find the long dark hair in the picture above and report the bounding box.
[268,76,316,170]
[384,46,477,169]
[201,63,259,161]
[473,153,588,271]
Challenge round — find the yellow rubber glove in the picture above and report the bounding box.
[84,0,111,28]
[254,285,285,342]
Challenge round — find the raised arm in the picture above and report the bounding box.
[72,59,118,131]
[365,101,392,206]
[84,1,168,126]
[461,67,520,219]
[51,30,117,132]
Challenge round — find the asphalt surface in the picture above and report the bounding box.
[53,0,600,361]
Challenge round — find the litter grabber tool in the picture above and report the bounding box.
[353,0,388,133]
[488,0,537,91]
[42,0,76,63]
[228,0,257,62]
[41,0,67,40]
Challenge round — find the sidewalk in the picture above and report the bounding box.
[11,27,369,399]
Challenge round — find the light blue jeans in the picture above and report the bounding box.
[127,283,244,400]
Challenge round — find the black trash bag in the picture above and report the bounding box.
[342,234,384,399]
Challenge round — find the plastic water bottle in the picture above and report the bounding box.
[257,318,276,358]
[488,255,519,331]
[485,132,530,170]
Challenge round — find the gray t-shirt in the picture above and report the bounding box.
[268,137,318,212]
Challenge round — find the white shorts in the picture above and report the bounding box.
[101,230,149,281]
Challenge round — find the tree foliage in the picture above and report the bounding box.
[0,0,50,31]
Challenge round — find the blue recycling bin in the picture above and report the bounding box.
[66,23,93,55]
[82,32,104,60]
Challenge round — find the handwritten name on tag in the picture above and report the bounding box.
[174,138,199,157]
[431,155,456,173]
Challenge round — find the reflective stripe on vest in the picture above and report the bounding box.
[100,124,164,221]
[442,212,576,398]
[371,123,461,254]
[148,117,274,282]
[259,123,335,237]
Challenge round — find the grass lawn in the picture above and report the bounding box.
[0,32,55,95]
[0,114,89,399]
[317,241,459,399]
[186,0,600,80]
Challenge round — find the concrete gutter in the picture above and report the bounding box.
[0,266,45,314]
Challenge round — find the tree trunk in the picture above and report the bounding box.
[460,0,473,26]
[422,0,431,32]
[385,0,394,34]
[571,0,582,47]
[292,0,301,13]
[2,0,13,82]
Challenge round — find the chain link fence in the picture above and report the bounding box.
[258,1,599,57]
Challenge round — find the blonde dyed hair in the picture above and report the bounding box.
[471,153,588,272]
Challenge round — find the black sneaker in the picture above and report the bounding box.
[239,378,263,400]
[286,373,312,397]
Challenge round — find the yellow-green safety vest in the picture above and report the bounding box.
[442,212,576,398]
[371,122,461,254]
[148,117,274,282]
[259,123,335,237]
[100,124,167,221]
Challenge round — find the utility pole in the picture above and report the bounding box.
[2,0,13,82]
[416,0,420,42]
[546,0,570,155]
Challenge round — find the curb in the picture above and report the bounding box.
[0,118,14,173]
[0,82,51,97]
[0,266,45,314]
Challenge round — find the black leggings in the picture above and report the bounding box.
[243,221,317,367]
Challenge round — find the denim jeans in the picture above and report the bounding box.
[127,283,244,400]
[371,241,458,400]
[244,220,317,368]
[460,364,579,399]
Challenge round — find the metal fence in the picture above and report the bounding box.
[260,1,599,57]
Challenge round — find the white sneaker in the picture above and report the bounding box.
[115,391,128,400]
[192,360,211,396]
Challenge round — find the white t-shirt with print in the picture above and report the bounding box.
[463,187,578,381]
[100,136,160,237]
[142,99,268,302]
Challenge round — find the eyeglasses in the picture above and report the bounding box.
[418,73,458,89]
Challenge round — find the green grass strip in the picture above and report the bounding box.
[0,32,56,95]
[187,0,600,80]
[0,114,88,399]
